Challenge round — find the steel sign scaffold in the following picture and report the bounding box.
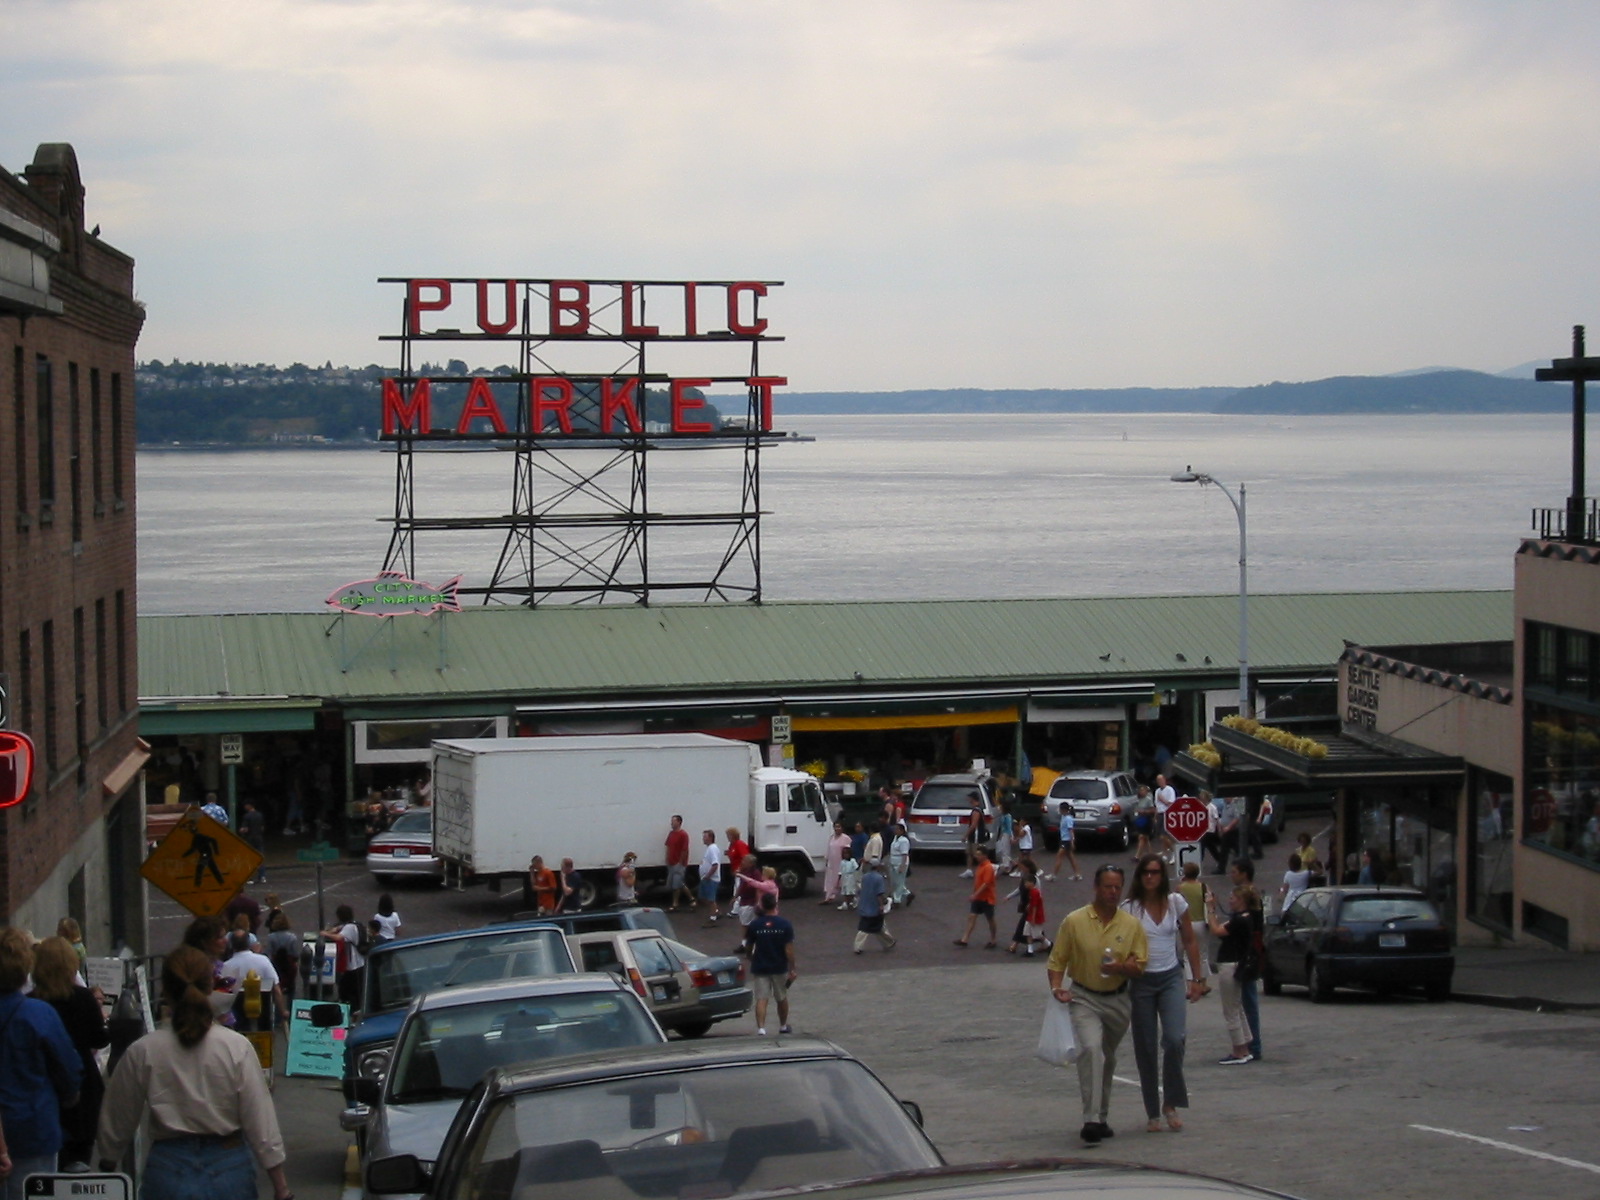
[376,277,788,608]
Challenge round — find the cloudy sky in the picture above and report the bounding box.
[6,0,1599,391]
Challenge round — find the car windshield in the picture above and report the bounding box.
[388,811,432,834]
[911,784,980,811]
[1049,779,1111,801]
[387,990,662,1105]
[368,929,574,1013]
[450,1058,941,1200]
[1340,896,1439,924]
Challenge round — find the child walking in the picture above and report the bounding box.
[837,849,860,911]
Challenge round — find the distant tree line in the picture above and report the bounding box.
[135,360,726,444]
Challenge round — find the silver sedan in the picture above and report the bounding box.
[342,974,665,1199]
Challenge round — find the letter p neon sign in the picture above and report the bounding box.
[0,731,35,809]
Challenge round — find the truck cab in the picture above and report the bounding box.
[752,768,830,895]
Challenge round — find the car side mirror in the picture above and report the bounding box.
[900,1100,924,1127]
[367,1155,433,1196]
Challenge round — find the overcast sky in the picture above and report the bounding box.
[6,0,1599,391]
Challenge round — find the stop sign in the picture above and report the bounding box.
[1165,795,1210,843]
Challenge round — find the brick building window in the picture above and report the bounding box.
[70,362,83,544]
[18,629,32,736]
[42,618,57,775]
[90,368,104,512]
[95,598,108,728]
[110,372,124,504]
[73,607,87,787]
[114,590,127,713]
[36,355,55,512]
[12,346,25,520]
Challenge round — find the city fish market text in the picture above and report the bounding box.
[327,572,463,617]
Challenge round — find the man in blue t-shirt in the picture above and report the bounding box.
[743,894,796,1036]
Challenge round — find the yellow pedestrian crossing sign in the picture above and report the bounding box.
[141,806,263,916]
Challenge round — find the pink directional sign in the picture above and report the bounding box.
[326,571,463,616]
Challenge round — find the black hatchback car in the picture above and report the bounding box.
[1262,886,1453,1002]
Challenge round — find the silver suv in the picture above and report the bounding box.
[905,773,994,853]
[1041,770,1137,849]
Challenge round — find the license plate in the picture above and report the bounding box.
[392,848,412,858]
[1379,933,1405,948]
[717,971,734,986]
[940,815,960,825]
[653,986,668,1001]
[1074,809,1095,820]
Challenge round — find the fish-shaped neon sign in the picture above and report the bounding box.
[326,571,464,616]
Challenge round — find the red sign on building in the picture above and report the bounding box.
[0,731,37,810]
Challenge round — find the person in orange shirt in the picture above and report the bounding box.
[953,846,999,948]
[526,855,558,915]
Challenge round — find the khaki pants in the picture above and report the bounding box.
[1068,983,1131,1124]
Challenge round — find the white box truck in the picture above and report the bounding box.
[431,733,832,904]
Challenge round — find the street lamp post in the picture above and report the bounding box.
[1170,467,1251,719]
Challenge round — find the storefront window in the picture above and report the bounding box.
[1350,785,1457,929]
[1467,768,1514,932]
[1524,701,1600,866]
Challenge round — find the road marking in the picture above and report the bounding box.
[1113,1075,1139,1086]
[150,872,365,920]
[1409,1125,1600,1175]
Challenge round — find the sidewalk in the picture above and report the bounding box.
[1451,942,1600,1011]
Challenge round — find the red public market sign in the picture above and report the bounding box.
[1165,795,1210,844]
[381,278,786,438]
[0,730,37,809]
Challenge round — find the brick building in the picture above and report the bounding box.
[1,143,148,950]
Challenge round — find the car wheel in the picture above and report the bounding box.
[1262,963,1282,996]
[1116,823,1130,850]
[373,873,394,885]
[1424,978,1451,1003]
[675,1020,713,1039]
[1307,959,1334,1003]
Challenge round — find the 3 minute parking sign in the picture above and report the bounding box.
[24,1174,134,1200]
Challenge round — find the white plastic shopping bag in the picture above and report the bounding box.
[1035,996,1080,1066]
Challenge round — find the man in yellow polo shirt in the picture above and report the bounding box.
[1046,863,1148,1145]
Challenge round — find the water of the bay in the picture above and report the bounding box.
[137,412,1571,614]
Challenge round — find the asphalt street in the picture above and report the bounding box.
[142,822,1600,1200]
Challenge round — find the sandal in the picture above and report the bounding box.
[953,940,969,947]
[983,942,997,949]
[1146,1119,1163,1134]
[1164,1108,1184,1132]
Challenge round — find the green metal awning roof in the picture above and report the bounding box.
[138,591,1511,712]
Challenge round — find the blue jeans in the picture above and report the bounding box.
[1128,966,1188,1118]
[1240,979,1262,1059]
[142,1136,258,1200]
[5,1154,58,1200]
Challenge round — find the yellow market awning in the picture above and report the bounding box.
[792,707,1018,733]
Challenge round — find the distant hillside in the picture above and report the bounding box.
[135,361,1570,444]
[779,386,1235,413]
[1215,370,1560,414]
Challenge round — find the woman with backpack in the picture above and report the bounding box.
[1205,883,1262,1066]
[263,912,300,1001]
[322,905,366,1009]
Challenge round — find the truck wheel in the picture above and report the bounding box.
[575,875,602,910]
[774,862,807,898]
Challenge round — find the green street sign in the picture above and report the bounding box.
[296,842,341,864]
